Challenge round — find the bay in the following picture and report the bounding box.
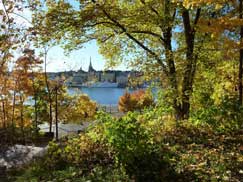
[26,87,157,106]
[68,87,128,105]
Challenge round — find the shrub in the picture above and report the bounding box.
[118,89,154,112]
[11,109,243,182]
[191,96,243,132]
[59,94,97,123]
[93,112,175,181]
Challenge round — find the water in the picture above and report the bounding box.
[68,87,128,105]
[25,87,158,106]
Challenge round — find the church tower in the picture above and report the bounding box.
[88,57,95,72]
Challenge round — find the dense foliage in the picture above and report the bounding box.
[28,0,243,119]
[10,110,242,182]
[1,0,243,182]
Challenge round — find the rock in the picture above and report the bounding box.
[0,145,47,169]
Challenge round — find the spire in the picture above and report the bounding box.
[88,57,95,72]
[89,57,92,68]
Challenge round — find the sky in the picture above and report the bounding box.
[44,41,127,72]
[3,3,127,72]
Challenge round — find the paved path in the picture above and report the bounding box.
[39,122,91,139]
[0,122,92,169]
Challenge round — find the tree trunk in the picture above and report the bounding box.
[2,100,6,129]
[11,90,16,137]
[239,0,243,105]
[34,93,38,135]
[179,8,200,119]
[1,78,7,129]
[164,36,181,120]
[55,87,58,141]
[43,48,53,132]
[20,94,25,143]
[162,0,181,120]
[49,101,53,132]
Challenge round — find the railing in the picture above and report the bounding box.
[97,104,119,113]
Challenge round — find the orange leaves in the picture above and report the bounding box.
[179,0,236,9]
[118,89,154,112]
[199,17,243,36]
[118,92,137,112]
[12,50,44,96]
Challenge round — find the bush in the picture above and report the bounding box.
[92,112,176,181]
[15,164,130,182]
[12,110,243,182]
[118,89,154,112]
[191,96,243,132]
[160,122,243,182]
[13,133,128,182]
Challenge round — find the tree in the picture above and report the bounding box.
[10,49,43,141]
[29,0,243,119]
[118,92,137,113]
[29,0,207,120]
[0,0,41,143]
[239,0,243,105]
[58,94,97,123]
[187,1,243,105]
[118,90,154,112]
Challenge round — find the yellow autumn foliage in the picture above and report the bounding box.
[59,94,97,123]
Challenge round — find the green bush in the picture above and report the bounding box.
[90,112,178,181]
[191,96,243,132]
[15,165,130,182]
[12,110,243,182]
[161,123,243,182]
[13,133,129,182]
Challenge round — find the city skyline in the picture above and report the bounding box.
[42,41,129,73]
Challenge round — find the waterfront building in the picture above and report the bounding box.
[116,73,128,87]
[100,70,116,82]
[47,58,146,88]
[72,67,88,85]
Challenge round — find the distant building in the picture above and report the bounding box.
[47,57,145,88]
[88,58,95,72]
[116,73,128,87]
[72,67,87,84]
[100,70,116,82]
[47,72,57,80]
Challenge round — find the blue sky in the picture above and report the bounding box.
[45,41,127,72]
[8,4,127,72]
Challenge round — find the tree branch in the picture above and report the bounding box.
[2,0,11,29]
[85,21,115,28]
[11,12,32,24]
[139,0,160,16]
[91,0,169,75]
[100,34,115,43]
[130,30,165,42]
[193,8,201,26]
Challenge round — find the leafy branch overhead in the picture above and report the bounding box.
[30,0,243,119]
